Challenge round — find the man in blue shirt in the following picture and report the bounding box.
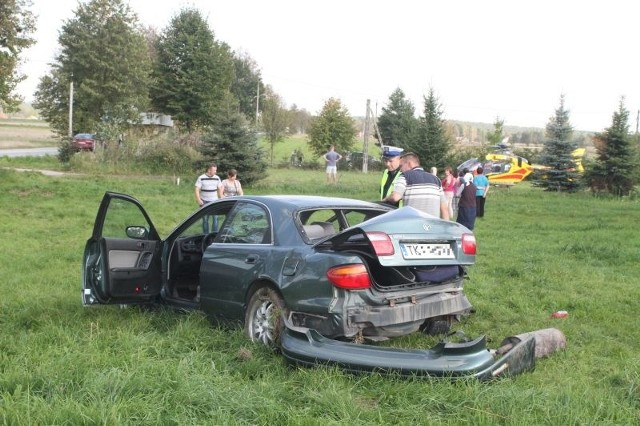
[323,145,343,184]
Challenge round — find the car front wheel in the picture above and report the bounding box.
[244,287,285,347]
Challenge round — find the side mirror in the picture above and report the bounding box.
[126,226,149,240]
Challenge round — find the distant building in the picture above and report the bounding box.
[139,113,173,127]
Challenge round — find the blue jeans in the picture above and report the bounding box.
[201,201,219,233]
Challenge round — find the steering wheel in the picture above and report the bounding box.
[200,232,217,252]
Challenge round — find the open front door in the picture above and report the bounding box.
[82,192,162,305]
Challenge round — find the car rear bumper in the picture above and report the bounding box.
[280,319,536,380]
[347,291,472,328]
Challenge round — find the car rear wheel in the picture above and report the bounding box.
[421,316,453,336]
[244,287,285,347]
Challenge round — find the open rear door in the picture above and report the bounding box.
[82,192,162,305]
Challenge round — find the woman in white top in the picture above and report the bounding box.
[219,169,244,198]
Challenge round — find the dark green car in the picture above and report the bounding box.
[83,192,535,379]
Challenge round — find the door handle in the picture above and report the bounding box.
[245,254,259,264]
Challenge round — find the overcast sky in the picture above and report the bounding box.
[17,0,640,132]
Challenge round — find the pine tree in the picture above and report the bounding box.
[199,112,267,186]
[307,98,356,158]
[409,87,451,171]
[533,95,581,192]
[487,117,506,146]
[585,98,638,196]
[376,88,418,149]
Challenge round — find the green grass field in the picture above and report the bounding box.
[0,165,638,424]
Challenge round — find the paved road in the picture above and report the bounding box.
[0,147,58,157]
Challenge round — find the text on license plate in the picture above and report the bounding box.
[400,243,454,259]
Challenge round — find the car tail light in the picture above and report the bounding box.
[327,264,371,290]
[462,233,476,255]
[366,231,394,256]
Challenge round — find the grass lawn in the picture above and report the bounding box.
[0,166,638,424]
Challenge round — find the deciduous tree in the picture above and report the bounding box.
[307,98,356,159]
[288,104,311,135]
[231,51,264,125]
[261,88,288,165]
[0,0,36,112]
[33,0,150,137]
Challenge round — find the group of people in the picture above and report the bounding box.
[193,146,489,233]
[380,146,489,231]
[194,163,244,208]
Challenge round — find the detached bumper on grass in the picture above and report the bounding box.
[281,318,566,380]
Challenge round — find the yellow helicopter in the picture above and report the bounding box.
[457,143,585,186]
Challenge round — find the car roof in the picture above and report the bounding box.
[242,195,387,210]
[74,133,94,138]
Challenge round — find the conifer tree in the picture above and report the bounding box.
[533,95,581,191]
[585,98,638,196]
[487,117,506,146]
[409,87,451,171]
[151,8,234,132]
[199,111,267,186]
[376,88,418,149]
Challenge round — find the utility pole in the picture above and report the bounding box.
[362,99,370,173]
[68,79,73,137]
[636,109,639,145]
[255,83,260,127]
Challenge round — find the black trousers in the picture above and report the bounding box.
[476,196,486,217]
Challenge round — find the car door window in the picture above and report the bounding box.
[103,198,151,239]
[215,202,270,244]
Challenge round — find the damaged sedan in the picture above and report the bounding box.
[83,192,536,379]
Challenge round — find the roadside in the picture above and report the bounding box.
[4,167,77,177]
[0,147,58,157]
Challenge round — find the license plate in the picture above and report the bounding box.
[400,243,454,259]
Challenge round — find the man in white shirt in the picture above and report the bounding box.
[194,163,222,232]
[383,152,449,220]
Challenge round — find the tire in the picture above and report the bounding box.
[244,287,285,347]
[421,316,453,336]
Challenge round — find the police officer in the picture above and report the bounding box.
[380,146,403,207]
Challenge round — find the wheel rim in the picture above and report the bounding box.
[250,299,276,345]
